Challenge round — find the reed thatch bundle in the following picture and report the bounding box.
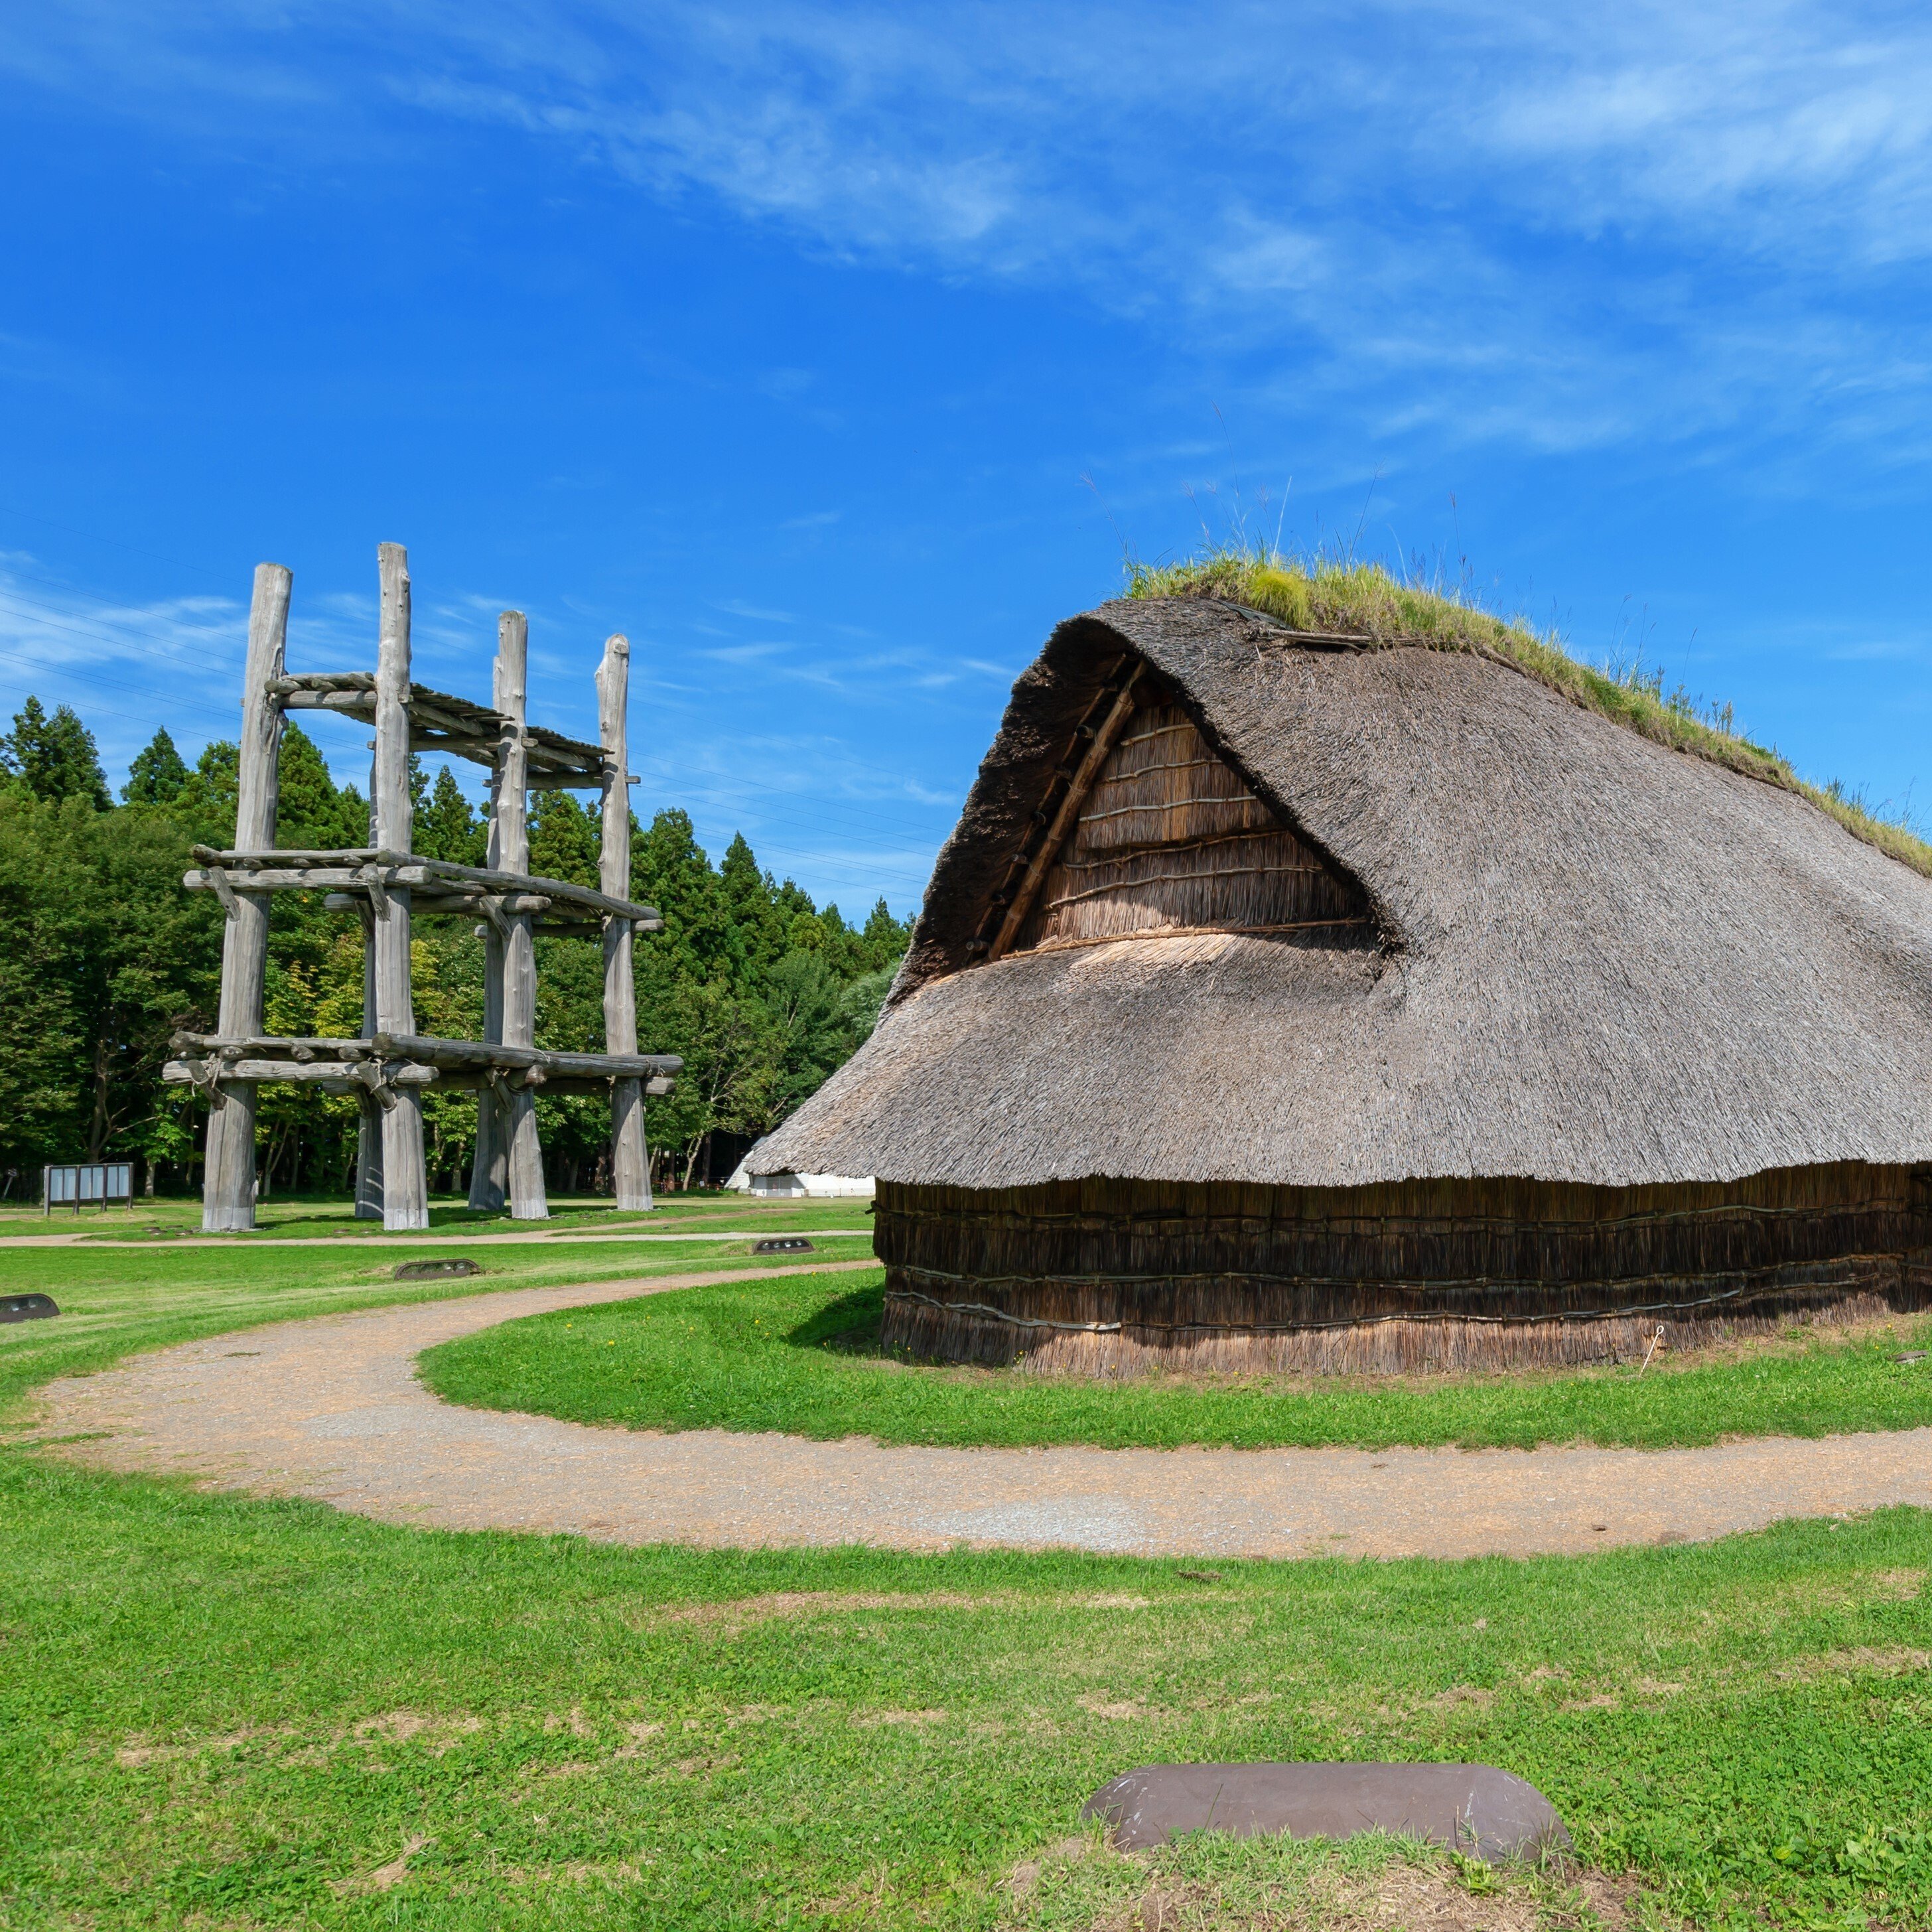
[875,1168,1932,1373]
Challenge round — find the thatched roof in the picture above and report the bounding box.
[750,596,1932,1191]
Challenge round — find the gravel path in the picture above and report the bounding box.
[33,1270,1932,1560]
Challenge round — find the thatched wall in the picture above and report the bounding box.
[1018,699,1369,950]
[876,1167,1932,1373]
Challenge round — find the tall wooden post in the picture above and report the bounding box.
[354,892,383,1218]
[202,563,291,1232]
[465,755,508,1211]
[596,634,651,1209]
[373,543,429,1230]
[496,610,548,1219]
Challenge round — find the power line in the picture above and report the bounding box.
[0,504,235,585]
[0,589,243,680]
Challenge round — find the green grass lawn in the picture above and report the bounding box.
[421,1267,1932,1454]
[5,1445,1932,1929]
[0,1187,875,1243]
[5,1243,1932,1927]
[0,1237,875,1424]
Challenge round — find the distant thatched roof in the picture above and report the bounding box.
[750,596,1932,1191]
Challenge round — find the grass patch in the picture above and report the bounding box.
[1129,549,1932,879]
[1003,1827,1637,1929]
[0,1235,874,1428]
[0,1186,872,1243]
[5,1444,1932,1927]
[421,1270,1932,1453]
[8,1233,1932,1926]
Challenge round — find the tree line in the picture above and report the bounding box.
[0,696,910,1201]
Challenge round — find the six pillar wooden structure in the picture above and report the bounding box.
[169,544,679,1232]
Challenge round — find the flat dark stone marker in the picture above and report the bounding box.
[392,1258,482,1281]
[1083,1762,1571,1863]
[1,1294,59,1324]
[752,1237,815,1255]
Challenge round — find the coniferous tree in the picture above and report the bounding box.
[276,724,369,847]
[529,792,599,887]
[416,765,483,864]
[2,697,112,809]
[121,728,190,805]
[0,691,914,1193]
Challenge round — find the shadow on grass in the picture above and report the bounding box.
[786,1282,887,1354]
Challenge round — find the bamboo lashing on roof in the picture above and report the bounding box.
[1015,701,1368,951]
[985,663,1143,959]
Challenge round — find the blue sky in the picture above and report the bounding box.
[3,2,1930,916]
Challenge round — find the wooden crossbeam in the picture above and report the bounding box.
[987,665,1144,961]
[188,847,663,928]
[370,1031,681,1079]
[269,673,612,784]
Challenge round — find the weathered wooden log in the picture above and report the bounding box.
[279,689,379,716]
[354,892,381,1217]
[320,889,552,918]
[431,1072,675,1097]
[202,562,291,1233]
[269,671,609,782]
[494,610,547,1221]
[596,631,652,1210]
[194,843,378,864]
[373,543,429,1231]
[172,1032,376,1060]
[167,1059,439,1085]
[468,744,510,1214]
[186,851,661,927]
[167,1033,671,1088]
[269,670,375,694]
[370,1032,679,1077]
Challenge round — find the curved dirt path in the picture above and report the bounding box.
[33,1270,1932,1560]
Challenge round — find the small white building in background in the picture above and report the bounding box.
[723,1158,876,1200]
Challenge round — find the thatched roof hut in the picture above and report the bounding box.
[748,592,1932,1371]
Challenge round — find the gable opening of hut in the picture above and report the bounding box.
[743,592,1932,1376]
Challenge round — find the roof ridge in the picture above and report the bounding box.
[1119,577,1932,883]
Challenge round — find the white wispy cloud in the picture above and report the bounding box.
[12,1,1930,464]
[0,549,955,906]
[0,560,249,779]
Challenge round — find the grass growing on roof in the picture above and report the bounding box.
[1129,548,1932,879]
[421,1269,1932,1454]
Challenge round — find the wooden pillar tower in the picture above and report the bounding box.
[172,543,680,1231]
[598,634,652,1210]
[200,565,291,1232]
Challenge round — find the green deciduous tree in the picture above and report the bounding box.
[0,695,914,1198]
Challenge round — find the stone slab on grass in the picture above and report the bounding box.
[1083,1761,1570,1862]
